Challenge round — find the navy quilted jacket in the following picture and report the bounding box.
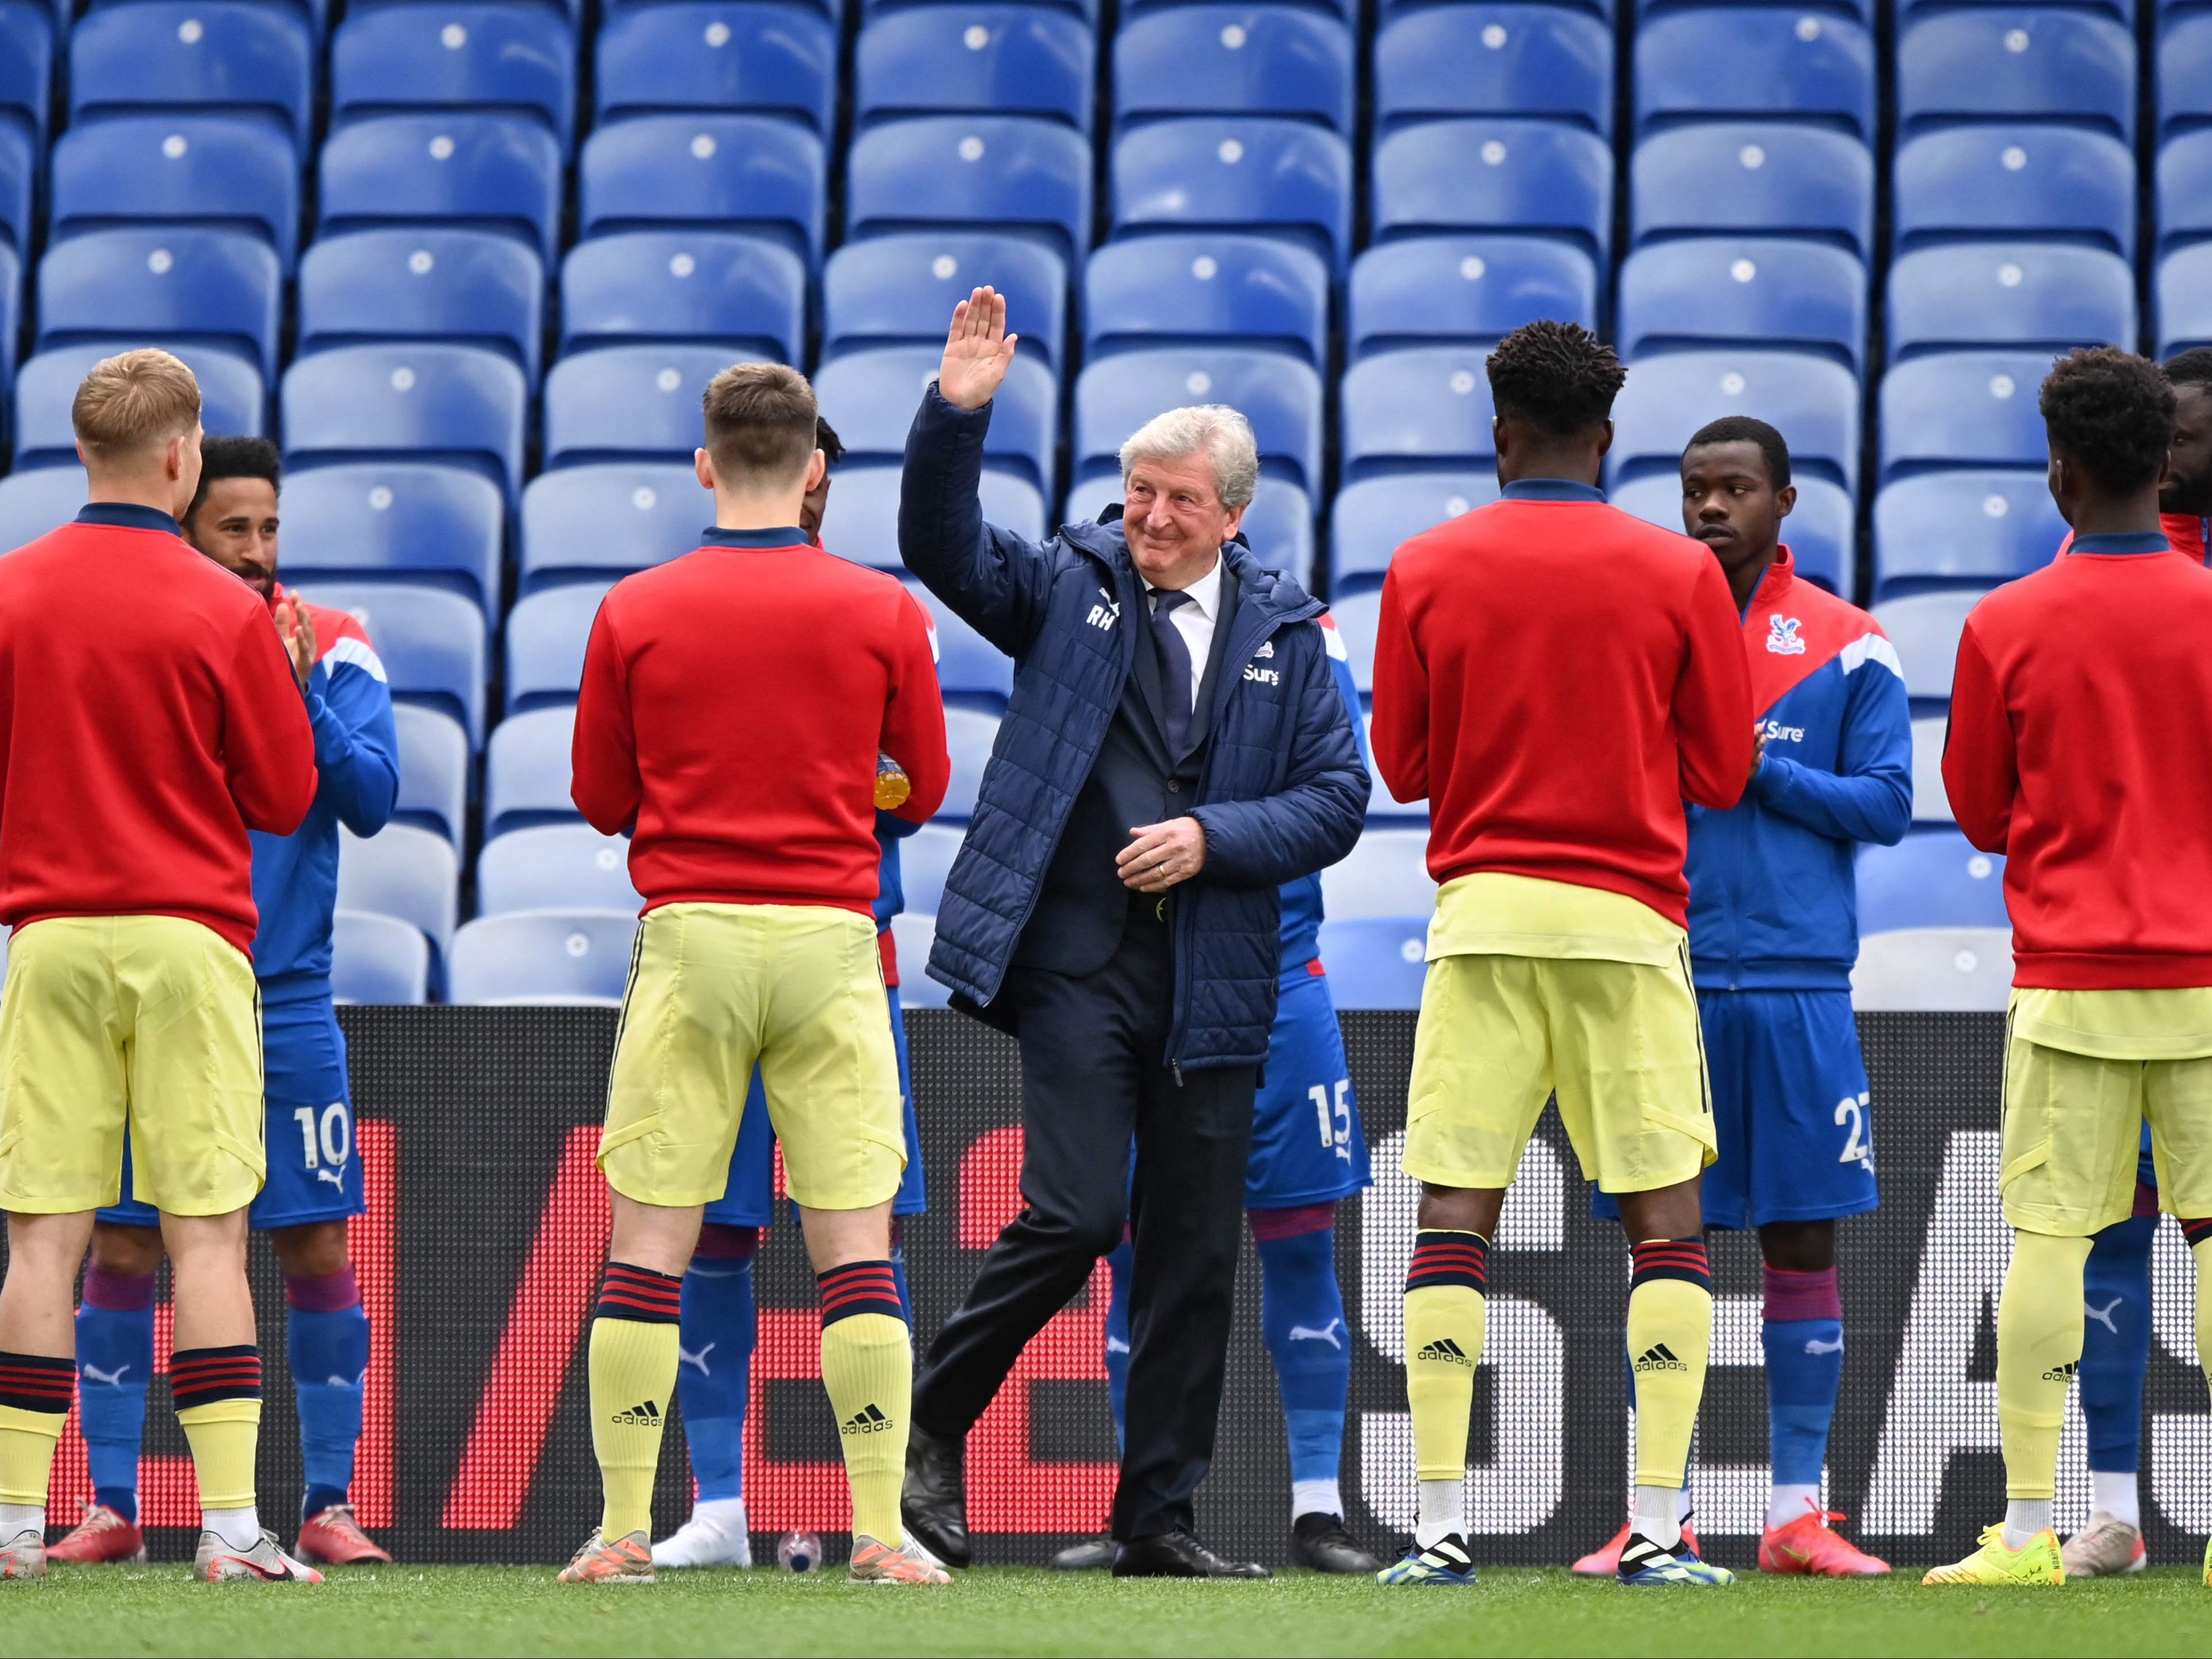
[898,386,1368,1070]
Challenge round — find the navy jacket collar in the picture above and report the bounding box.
[76,502,181,536]
[1500,478,1606,503]
[700,525,809,548]
[2071,531,2175,556]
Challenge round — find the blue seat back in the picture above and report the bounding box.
[1318,826,1435,918]
[818,346,1059,489]
[0,467,86,550]
[1897,10,2135,141]
[1857,832,2008,934]
[2157,243,2212,357]
[1869,590,1982,705]
[2158,131,2212,258]
[861,8,1095,131]
[337,823,460,967]
[1340,347,1498,482]
[506,581,611,712]
[37,228,283,378]
[1609,350,1861,491]
[1315,916,1428,1010]
[53,115,302,272]
[901,578,1014,704]
[581,115,827,269]
[298,228,545,384]
[1885,244,2136,358]
[1329,474,1496,590]
[836,465,1047,566]
[331,5,576,153]
[1636,9,1873,140]
[1074,349,1323,492]
[71,2,311,147]
[847,115,1091,265]
[1348,237,1598,359]
[1084,234,1329,365]
[17,345,262,468]
[1379,5,1612,136]
[279,462,505,614]
[597,2,836,135]
[561,232,805,365]
[283,342,528,507]
[1871,471,2067,598]
[0,122,29,253]
[1878,351,2052,481]
[1115,7,1353,135]
[1372,118,1611,264]
[319,114,562,264]
[391,702,469,847]
[543,345,755,470]
[485,706,578,835]
[1112,117,1352,272]
[823,233,1068,370]
[448,911,639,1005]
[1631,123,1874,258]
[519,463,713,593]
[331,909,431,1004]
[2161,15,2212,145]
[1617,238,1866,371]
[478,825,641,916]
[1895,126,2136,258]
[0,4,50,154]
[294,580,490,747]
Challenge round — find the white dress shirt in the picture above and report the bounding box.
[1146,555,1224,712]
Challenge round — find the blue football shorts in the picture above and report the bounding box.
[1245,964,1372,1210]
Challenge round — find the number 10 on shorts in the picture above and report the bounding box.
[293,1101,353,1169]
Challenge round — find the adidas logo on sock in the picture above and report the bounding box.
[2041,1359,2080,1383]
[841,1403,893,1436]
[610,1399,662,1426]
[1415,1338,1472,1367]
[1633,1343,1688,1373]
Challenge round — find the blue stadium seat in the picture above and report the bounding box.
[1909,715,1949,824]
[1871,471,2067,598]
[833,464,1048,566]
[1611,472,1857,596]
[391,702,469,847]
[0,112,29,253]
[1328,588,1382,692]
[1897,0,2123,22]
[1115,8,1354,136]
[897,823,963,918]
[817,346,1059,488]
[484,706,578,836]
[1631,123,1874,259]
[448,911,638,1006]
[901,578,1014,704]
[2157,244,2212,357]
[36,228,282,378]
[15,346,262,469]
[1895,127,2135,258]
[477,826,641,916]
[1347,238,1598,359]
[278,463,504,615]
[823,234,1068,370]
[331,6,576,154]
[1084,235,1330,365]
[1073,350,1323,492]
[596,3,837,135]
[298,229,545,386]
[1615,238,1867,371]
[331,909,431,1005]
[506,582,609,713]
[1329,474,1496,592]
[582,116,827,269]
[337,824,459,974]
[1315,917,1427,1010]
[1885,244,2136,359]
[861,9,1095,131]
[1636,9,1873,140]
[890,913,950,1006]
[2158,132,2212,258]
[319,115,562,266]
[542,346,746,470]
[283,343,528,506]
[848,116,1091,265]
[52,116,301,273]
[1878,352,2052,481]
[0,467,84,551]
[1609,350,1861,491]
[71,2,310,148]
[293,581,489,747]
[1340,348,1497,483]
[561,233,806,365]
[1870,590,1980,705]
[1857,832,2007,934]
[1897,10,2135,142]
[0,241,14,381]
[519,464,706,594]
[1319,827,1433,919]
[1112,118,1351,272]
[1378,6,1612,136]
[2161,15,2212,145]
[942,706,1001,820]
[0,4,50,156]
[1371,119,1612,265]
[1063,474,1314,586]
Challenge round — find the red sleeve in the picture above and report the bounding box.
[222,606,318,835]
[1674,553,1756,809]
[570,597,642,836]
[1368,566,1429,804]
[1940,621,2016,855]
[881,586,950,824]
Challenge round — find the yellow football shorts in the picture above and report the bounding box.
[0,915,265,1216]
[1403,949,1717,1193]
[2000,1027,2212,1235]
[599,902,906,1212]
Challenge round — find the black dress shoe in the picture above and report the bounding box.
[1289,1511,1383,1575]
[900,1422,971,1569]
[1112,1528,1270,1579]
[1048,1536,1116,1571]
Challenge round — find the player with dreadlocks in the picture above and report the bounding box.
[1367,322,1753,1588]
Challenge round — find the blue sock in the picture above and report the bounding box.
[2081,1213,2157,1476]
[1254,1220,1352,1518]
[678,1233,759,1504]
[1103,1239,1133,1456]
[287,1268,371,1520]
[76,1266,156,1527]
[1764,1265,1844,1496]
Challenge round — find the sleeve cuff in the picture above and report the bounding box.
[307,694,351,766]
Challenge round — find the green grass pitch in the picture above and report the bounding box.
[0,1564,2207,1657]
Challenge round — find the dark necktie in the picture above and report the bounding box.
[1149,588,1194,755]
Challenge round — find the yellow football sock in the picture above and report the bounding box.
[0,1403,64,1508]
[589,1313,678,1542]
[1627,1240,1713,1489]
[820,1310,913,1547]
[177,1399,262,1511]
[1997,1229,2092,1502]
[1404,1231,1489,1485]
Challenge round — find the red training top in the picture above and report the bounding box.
[571,529,951,916]
[1369,481,1755,928]
[2053,511,2210,567]
[1944,532,2212,988]
[0,505,318,957]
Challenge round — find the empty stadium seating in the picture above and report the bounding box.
[541,345,740,470]
[1886,244,2136,359]
[477,824,641,915]
[596,3,838,133]
[1609,351,1861,489]
[1878,352,2053,480]
[1340,348,1497,481]
[1871,590,1982,706]
[296,580,490,747]
[850,115,1089,264]
[53,115,302,270]
[1615,238,1867,370]
[319,114,562,264]
[283,343,528,505]
[1347,238,1598,358]
[890,913,950,1007]
[338,824,460,977]
[391,703,469,848]
[330,6,577,152]
[1908,717,1950,826]
[864,7,1096,131]
[1851,927,2013,1011]
[820,346,1059,487]
[841,465,1050,565]
[902,579,1014,703]
[505,581,608,711]
[278,463,504,614]
[1084,235,1330,366]
[822,233,1068,369]
[1630,122,1875,259]
[1330,476,1494,591]
[17,343,263,468]
[942,707,1000,821]
[897,824,965,920]
[1320,828,1434,920]
[1315,916,1428,1010]
[1379,5,1613,136]
[448,910,638,1004]
[1635,9,1874,140]
[1871,471,2068,597]
[331,909,432,1005]
[580,114,825,265]
[1895,9,2134,141]
[1858,833,2007,934]
[297,228,545,383]
[484,706,577,836]
[1115,117,1351,270]
[71,2,314,147]
[1372,119,1611,262]
[1893,126,2136,258]
[518,464,707,594]
[561,233,807,365]
[0,3,50,158]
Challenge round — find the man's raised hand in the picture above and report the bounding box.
[938,286,1019,412]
